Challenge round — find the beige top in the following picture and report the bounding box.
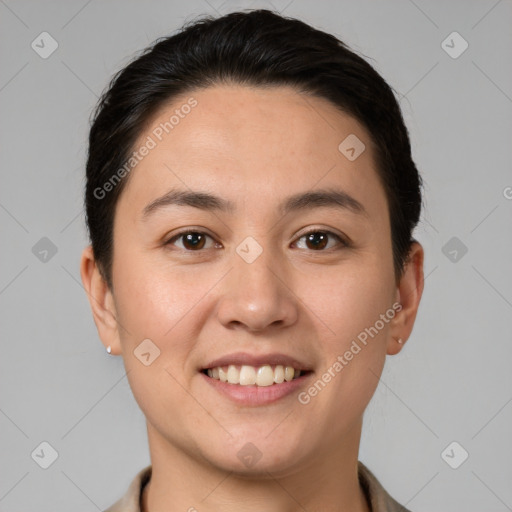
[103,462,411,512]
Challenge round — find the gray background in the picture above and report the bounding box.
[1,0,511,510]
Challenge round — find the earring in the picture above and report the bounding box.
[106,345,112,354]
[397,338,403,344]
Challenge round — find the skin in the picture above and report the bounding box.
[81,84,424,512]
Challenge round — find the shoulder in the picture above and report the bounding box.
[358,461,412,512]
[103,465,152,512]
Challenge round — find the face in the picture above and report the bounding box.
[87,84,417,476]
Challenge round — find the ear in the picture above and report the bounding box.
[387,241,424,355]
[80,245,122,355]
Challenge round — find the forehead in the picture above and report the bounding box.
[118,84,387,221]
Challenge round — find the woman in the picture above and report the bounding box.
[80,9,424,512]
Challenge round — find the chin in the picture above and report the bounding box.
[200,430,308,477]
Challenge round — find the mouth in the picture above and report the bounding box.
[200,353,313,405]
[201,364,310,387]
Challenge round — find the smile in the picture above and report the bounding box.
[203,364,304,386]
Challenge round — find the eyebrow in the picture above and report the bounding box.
[141,187,367,220]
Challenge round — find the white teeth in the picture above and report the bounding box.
[227,364,239,384]
[239,365,257,385]
[256,365,274,386]
[205,364,303,386]
[274,365,285,384]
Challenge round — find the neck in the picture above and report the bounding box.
[142,421,370,512]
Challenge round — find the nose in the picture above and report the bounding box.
[215,244,299,332]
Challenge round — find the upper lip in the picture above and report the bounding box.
[202,352,312,371]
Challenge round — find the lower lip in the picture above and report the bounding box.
[200,371,311,406]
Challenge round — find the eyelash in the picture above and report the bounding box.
[164,228,350,252]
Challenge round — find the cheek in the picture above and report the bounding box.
[112,259,211,438]
[295,265,393,430]
[112,249,209,340]
[299,251,395,407]
[306,259,394,342]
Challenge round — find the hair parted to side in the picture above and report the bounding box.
[85,9,422,290]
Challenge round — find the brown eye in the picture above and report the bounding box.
[182,232,206,250]
[294,230,347,251]
[167,231,216,251]
[305,232,328,250]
